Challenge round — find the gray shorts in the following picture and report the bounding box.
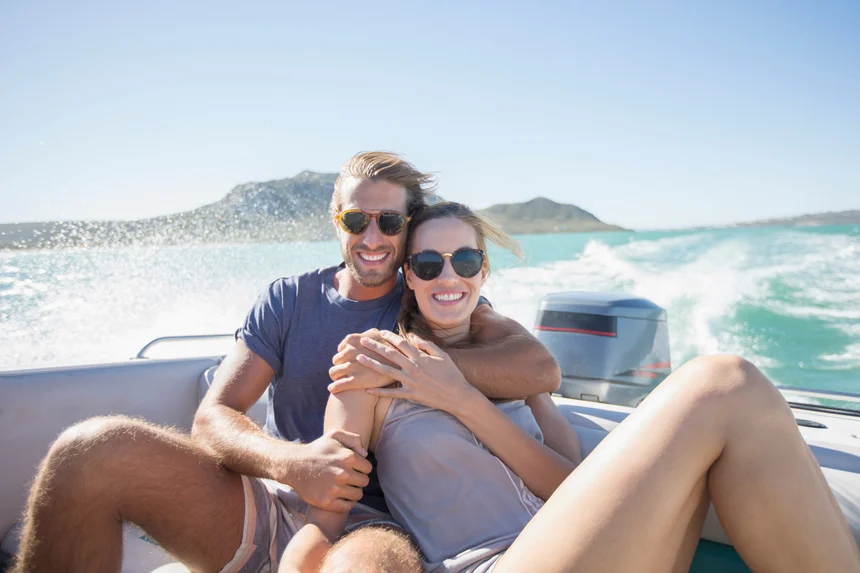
[429,549,504,573]
[219,475,399,573]
[460,553,502,573]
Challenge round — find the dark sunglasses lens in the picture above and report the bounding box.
[452,250,484,278]
[340,211,370,234]
[411,253,444,280]
[377,212,408,235]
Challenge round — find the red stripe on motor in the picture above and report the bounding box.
[641,362,671,369]
[631,370,660,379]
[535,325,617,337]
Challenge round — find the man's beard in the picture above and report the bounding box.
[342,245,401,288]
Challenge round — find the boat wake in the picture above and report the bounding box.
[484,227,860,388]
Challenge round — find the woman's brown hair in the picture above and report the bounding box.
[397,202,523,345]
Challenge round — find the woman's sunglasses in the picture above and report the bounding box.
[407,248,485,281]
[335,210,410,236]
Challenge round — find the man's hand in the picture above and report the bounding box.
[285,430,373,513]
[328,329,398,393]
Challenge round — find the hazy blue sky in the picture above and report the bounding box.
[1,1,858,229]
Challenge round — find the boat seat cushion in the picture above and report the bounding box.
[1,521,177,573]
[150,565,191,572]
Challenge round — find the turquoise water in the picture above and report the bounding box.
[1,225,858,401]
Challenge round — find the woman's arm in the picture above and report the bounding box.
[279,390,378,573]
[526,393,582,465]
[277,523,334,573]
[452,393,576,500]
[360,333,575,501]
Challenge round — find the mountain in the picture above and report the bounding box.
[0,171,339,249]
[730,210,860,228]
[183,170,338,242]
[478,197,626,234]
[0,175,627,250]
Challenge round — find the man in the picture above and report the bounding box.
[13,151,560,573]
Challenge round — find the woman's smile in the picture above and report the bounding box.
[431,291,466,304]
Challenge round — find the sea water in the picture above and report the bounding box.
[1,225,858,397]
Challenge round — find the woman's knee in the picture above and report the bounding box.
[675,354,783,413]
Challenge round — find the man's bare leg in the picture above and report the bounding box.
[13,416,245,573]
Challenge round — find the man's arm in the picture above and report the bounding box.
[192,339,372,512]
[193,339,281,476]
[526,393,582,465]
[446,304,561,399]
[328,307,560,399]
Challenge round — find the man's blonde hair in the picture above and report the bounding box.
[330,151,436,219]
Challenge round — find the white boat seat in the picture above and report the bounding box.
[150,565,191,573]
[0,521,177,573]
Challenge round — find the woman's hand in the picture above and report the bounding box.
[359,331,483,416]
[328,329,399,393]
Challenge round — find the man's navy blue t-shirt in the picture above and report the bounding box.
[240,264,402,512]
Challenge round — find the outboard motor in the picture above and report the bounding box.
[534,292,671,407]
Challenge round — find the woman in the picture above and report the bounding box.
[282,202,860,573]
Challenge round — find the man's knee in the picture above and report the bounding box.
[321,526,421,573]
[41,416,165,487]
[50,415,148,458]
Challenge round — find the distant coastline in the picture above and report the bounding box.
[0,172,625,250]
[726,210,860,229]
[1,170,857,250]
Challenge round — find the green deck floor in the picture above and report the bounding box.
[690,540,751,572]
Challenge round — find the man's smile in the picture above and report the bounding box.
[357,252,390,264]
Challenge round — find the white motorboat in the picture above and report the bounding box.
[1,293,859,573]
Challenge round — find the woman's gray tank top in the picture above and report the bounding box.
[374,398,546,572]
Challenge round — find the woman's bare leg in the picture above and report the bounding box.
[668,483,711,573]
[495,355,860,573]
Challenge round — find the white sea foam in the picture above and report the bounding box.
[820,323,860,370]
[821,344,860,368]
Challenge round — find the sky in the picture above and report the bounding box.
[1,1,858,230]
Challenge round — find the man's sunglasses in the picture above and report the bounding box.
[335,210,410,236]
[407,248,485,281]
